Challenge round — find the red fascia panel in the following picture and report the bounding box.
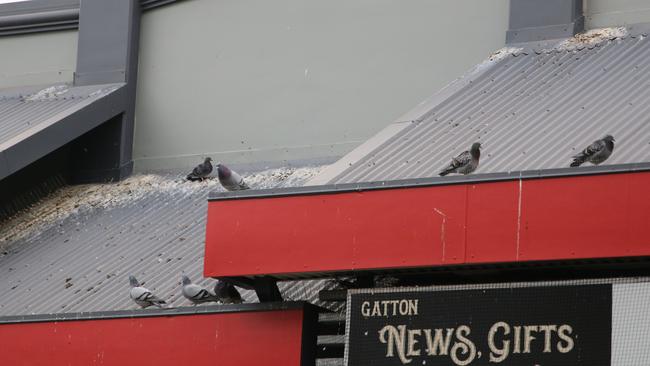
[204,172,650,278]
[0,309,307,366]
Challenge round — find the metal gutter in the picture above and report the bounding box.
[0,301,311,325]
[209,162,650,201]
[0,0,183,36]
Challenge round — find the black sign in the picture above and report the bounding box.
[346,285,612,365]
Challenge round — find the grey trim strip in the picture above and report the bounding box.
[0,0,183,36]
[229,256,650,281]
[140,0,182,10]
[0,8,78,36]
[0,301,309,325]
[209,162,650,201]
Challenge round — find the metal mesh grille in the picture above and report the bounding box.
[344,277,650,365]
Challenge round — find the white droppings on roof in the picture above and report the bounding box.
[473,47,524,72]
[23,85,69,102]
[88,85,121,98]
[554,27,628,51]
[488,47,524,62]
[0,165,324,248]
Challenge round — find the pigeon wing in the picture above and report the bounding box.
[575,140,604,159]
[571,139,606,167]
[183,283,218,303]
[131,286,166,308]
[144,292,166,306]
[452,151,471,168]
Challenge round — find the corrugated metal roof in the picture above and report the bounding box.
[0,82,125,180]
[0,165,341,316]
[0,83,122,145]
[4,29,648,319]
[314,33,650,184]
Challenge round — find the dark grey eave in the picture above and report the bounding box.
[0,301,313,325]
[0,0,182,36]
[208,162,650,201]
[0,83,127,181]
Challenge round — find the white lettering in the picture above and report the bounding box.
[424,328,453,356]
[513,326,521,354]
[539,325,557,353]
[408,300,419,316]
[488,321,510,363]
[361,301,370,317]
[407,329,421,357]
[557,325,574,353]
[371,302,381,317]
[378,325,411,364]
[450,325,476,366]
[523,325,538,353]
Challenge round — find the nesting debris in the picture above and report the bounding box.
[23,85,69,102]
[554,27,628,51]
[0,166,324,249]
[487,47,524,62]
[470,47,524,74]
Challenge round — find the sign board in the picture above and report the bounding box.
[345,279,650,365]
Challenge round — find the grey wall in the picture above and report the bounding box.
[0,30,77,88]
[2,1,650,173]
[585,0,650,28]
[133,0,509,171]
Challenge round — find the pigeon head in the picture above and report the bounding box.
[204,157,213,163]
[470,142,482,157]
[216,163,231,179]
[129,275,140,287]
[181,275,191,286]
[603,135,615,143]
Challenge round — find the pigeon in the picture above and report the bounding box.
[570,135,615,167]
[181,275,219,305]
[186,157,213,181]
[216,163,250,191]
[439,142,482,176]
[214,280,243,304]
[129,275,167,309]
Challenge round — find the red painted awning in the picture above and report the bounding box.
[205,168,650,279]
[0,303,317,366]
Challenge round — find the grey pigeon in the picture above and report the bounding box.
[187,157,213,181]
[214,280,243,304]
[181,275,219,305]
[129,275,167,309]
[439,142,482,176]
[570,135,615,167]
[217,163,250,191]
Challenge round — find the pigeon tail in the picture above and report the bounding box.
[569,158,584,167]
[151,300,167,308]
[438,168,452,177]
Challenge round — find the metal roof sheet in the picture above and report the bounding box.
[311,33,650,184]
[0,83,125,180]
[0,84,122,143]
[0,165,340,316]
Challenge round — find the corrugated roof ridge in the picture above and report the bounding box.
[321,29,650,184]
